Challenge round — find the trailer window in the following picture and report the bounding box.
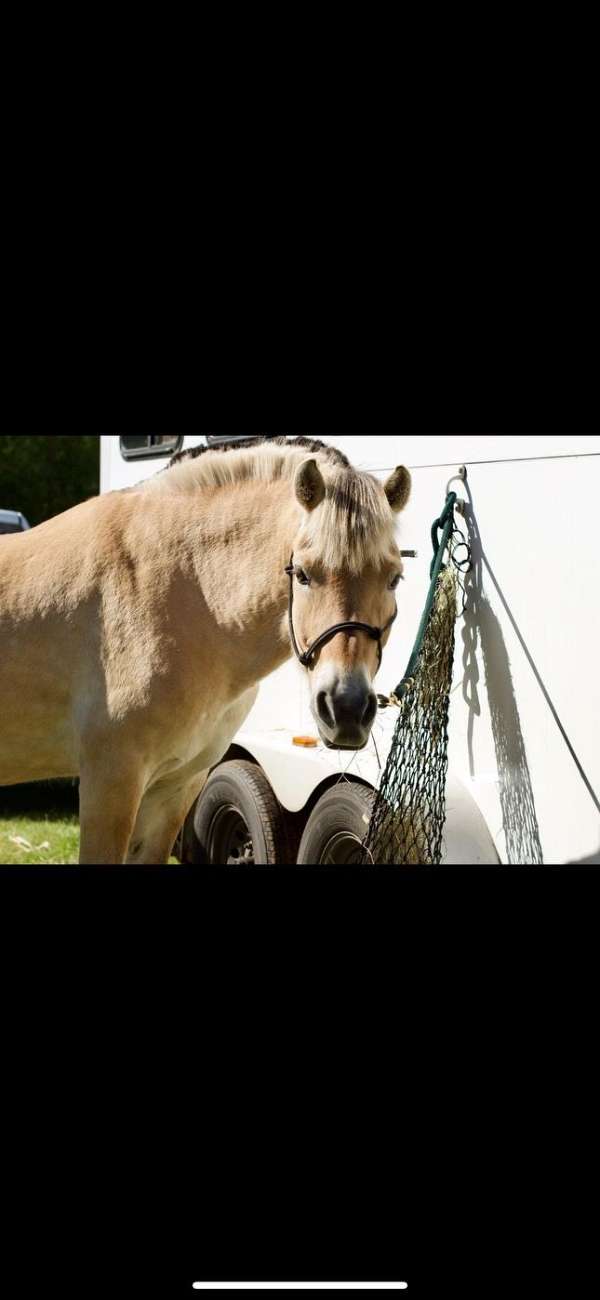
[206,434,250,445]
[120,435,183,460]
[205,434,288,446]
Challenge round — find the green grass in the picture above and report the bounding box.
[0,783,179,865]
[0,812,80,864]
[0,782,80,864]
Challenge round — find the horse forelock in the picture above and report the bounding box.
[299,469,399,574]
[145,434,397,573]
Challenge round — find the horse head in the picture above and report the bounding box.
[288,456,412,750]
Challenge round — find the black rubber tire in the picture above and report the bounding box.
[182,760,291,866]
[296,784,376,865]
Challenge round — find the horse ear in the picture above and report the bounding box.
[384,465,412,513]
[295,458,326,511]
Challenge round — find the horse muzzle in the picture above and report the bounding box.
[312,674,379,750]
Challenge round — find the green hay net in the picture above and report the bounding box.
[360,491,467,866]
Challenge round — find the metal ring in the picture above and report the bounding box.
[451,541,472,572]
[446,465,468,497]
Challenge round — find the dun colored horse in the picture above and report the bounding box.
[0,436,411,863]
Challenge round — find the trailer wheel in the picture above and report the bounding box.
[296,785,376,865]
[183,760,290,866]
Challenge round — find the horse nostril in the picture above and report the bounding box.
[316,690,336,729]
[361,692,378,728]
[316,683,378,736]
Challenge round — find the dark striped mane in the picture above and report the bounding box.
[168,434,351,471]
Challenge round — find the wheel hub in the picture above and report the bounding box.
[208,804,256,867]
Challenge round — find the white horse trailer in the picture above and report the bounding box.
[100,434,600,866]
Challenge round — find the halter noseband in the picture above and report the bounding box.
[285,557,398,671]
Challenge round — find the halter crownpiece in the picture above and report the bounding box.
[285,556,398,671]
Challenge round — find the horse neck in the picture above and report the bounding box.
[187,478,300,685]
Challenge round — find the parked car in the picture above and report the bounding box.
[0,508,30,534]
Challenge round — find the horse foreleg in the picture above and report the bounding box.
[125,773,209,865]
[78,758,145,865]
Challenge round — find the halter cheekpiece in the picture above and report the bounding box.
[285,556,398,671]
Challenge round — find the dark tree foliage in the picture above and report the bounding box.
[0,434,100,528]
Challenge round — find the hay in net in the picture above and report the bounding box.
[361,565,458,865]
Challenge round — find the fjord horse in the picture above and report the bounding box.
[0,437,411,863]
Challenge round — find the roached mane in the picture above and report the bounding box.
[169,434,351,470]
[142,434,399,573]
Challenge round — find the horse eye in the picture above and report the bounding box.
[389,573,403,590]
[295,568,311,586]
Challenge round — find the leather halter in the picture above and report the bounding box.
[285,557,398,671]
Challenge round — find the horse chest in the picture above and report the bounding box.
[153,685,259,784]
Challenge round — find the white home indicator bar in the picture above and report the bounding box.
[192,1286,408,1292]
